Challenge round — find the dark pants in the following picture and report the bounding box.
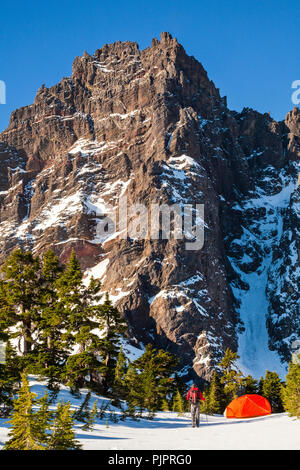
[190,403,200,427]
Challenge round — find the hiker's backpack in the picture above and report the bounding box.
[189,388,199,404]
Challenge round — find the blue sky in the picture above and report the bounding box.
[0,0,299,132]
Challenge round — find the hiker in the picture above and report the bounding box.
[186,383,205,428]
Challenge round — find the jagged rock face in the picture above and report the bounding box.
[0,32,299,380]
[267,186,300,360]
[266,110,300,363]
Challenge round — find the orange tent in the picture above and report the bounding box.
[224,394,271,418]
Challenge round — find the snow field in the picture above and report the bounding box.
[0,377,299,450]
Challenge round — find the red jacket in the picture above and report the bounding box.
[187,387,205,403]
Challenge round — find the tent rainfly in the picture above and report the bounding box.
[224,394,271,418]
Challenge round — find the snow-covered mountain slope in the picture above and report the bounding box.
[228,163,299,377]
[0,33,299,380]
[267,182,300,364]
[0,377,299,450]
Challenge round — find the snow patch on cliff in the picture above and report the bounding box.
[230,166,298,378]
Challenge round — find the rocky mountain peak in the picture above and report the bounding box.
[285,106,300,136]
[0,33,299,381]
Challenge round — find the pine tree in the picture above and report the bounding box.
[0,250,70,386]
[143,369,157,415]
[35,391,52,446]
[208,371,227,414]
[74,391,91,422]
[57,253,103,390]
[94,293,127,394]
[35,250,67,386]
[0,341,21,416]
[282,360,300,418]
[258,376,264,395]
[172,390,185,415]
[0,250,41,357]
[169,373,188,412]
[65,351,101,391]
[0,279,14,343]
[161,399,169,412]
[218,349,243,401]
[200,388,211,415]
[48,400,81,450]
[0,249,129,394]
[126,364,156,416]
[262,371,284,413]
[126,344,178,416]
[109,408,119,423]
[4,373,45,450]
[97,400,109,420]
[82,400,98,432]
[113,347,128,401]
[242,375,258,395]
[0,362,13,417]
[56,253,127,393]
